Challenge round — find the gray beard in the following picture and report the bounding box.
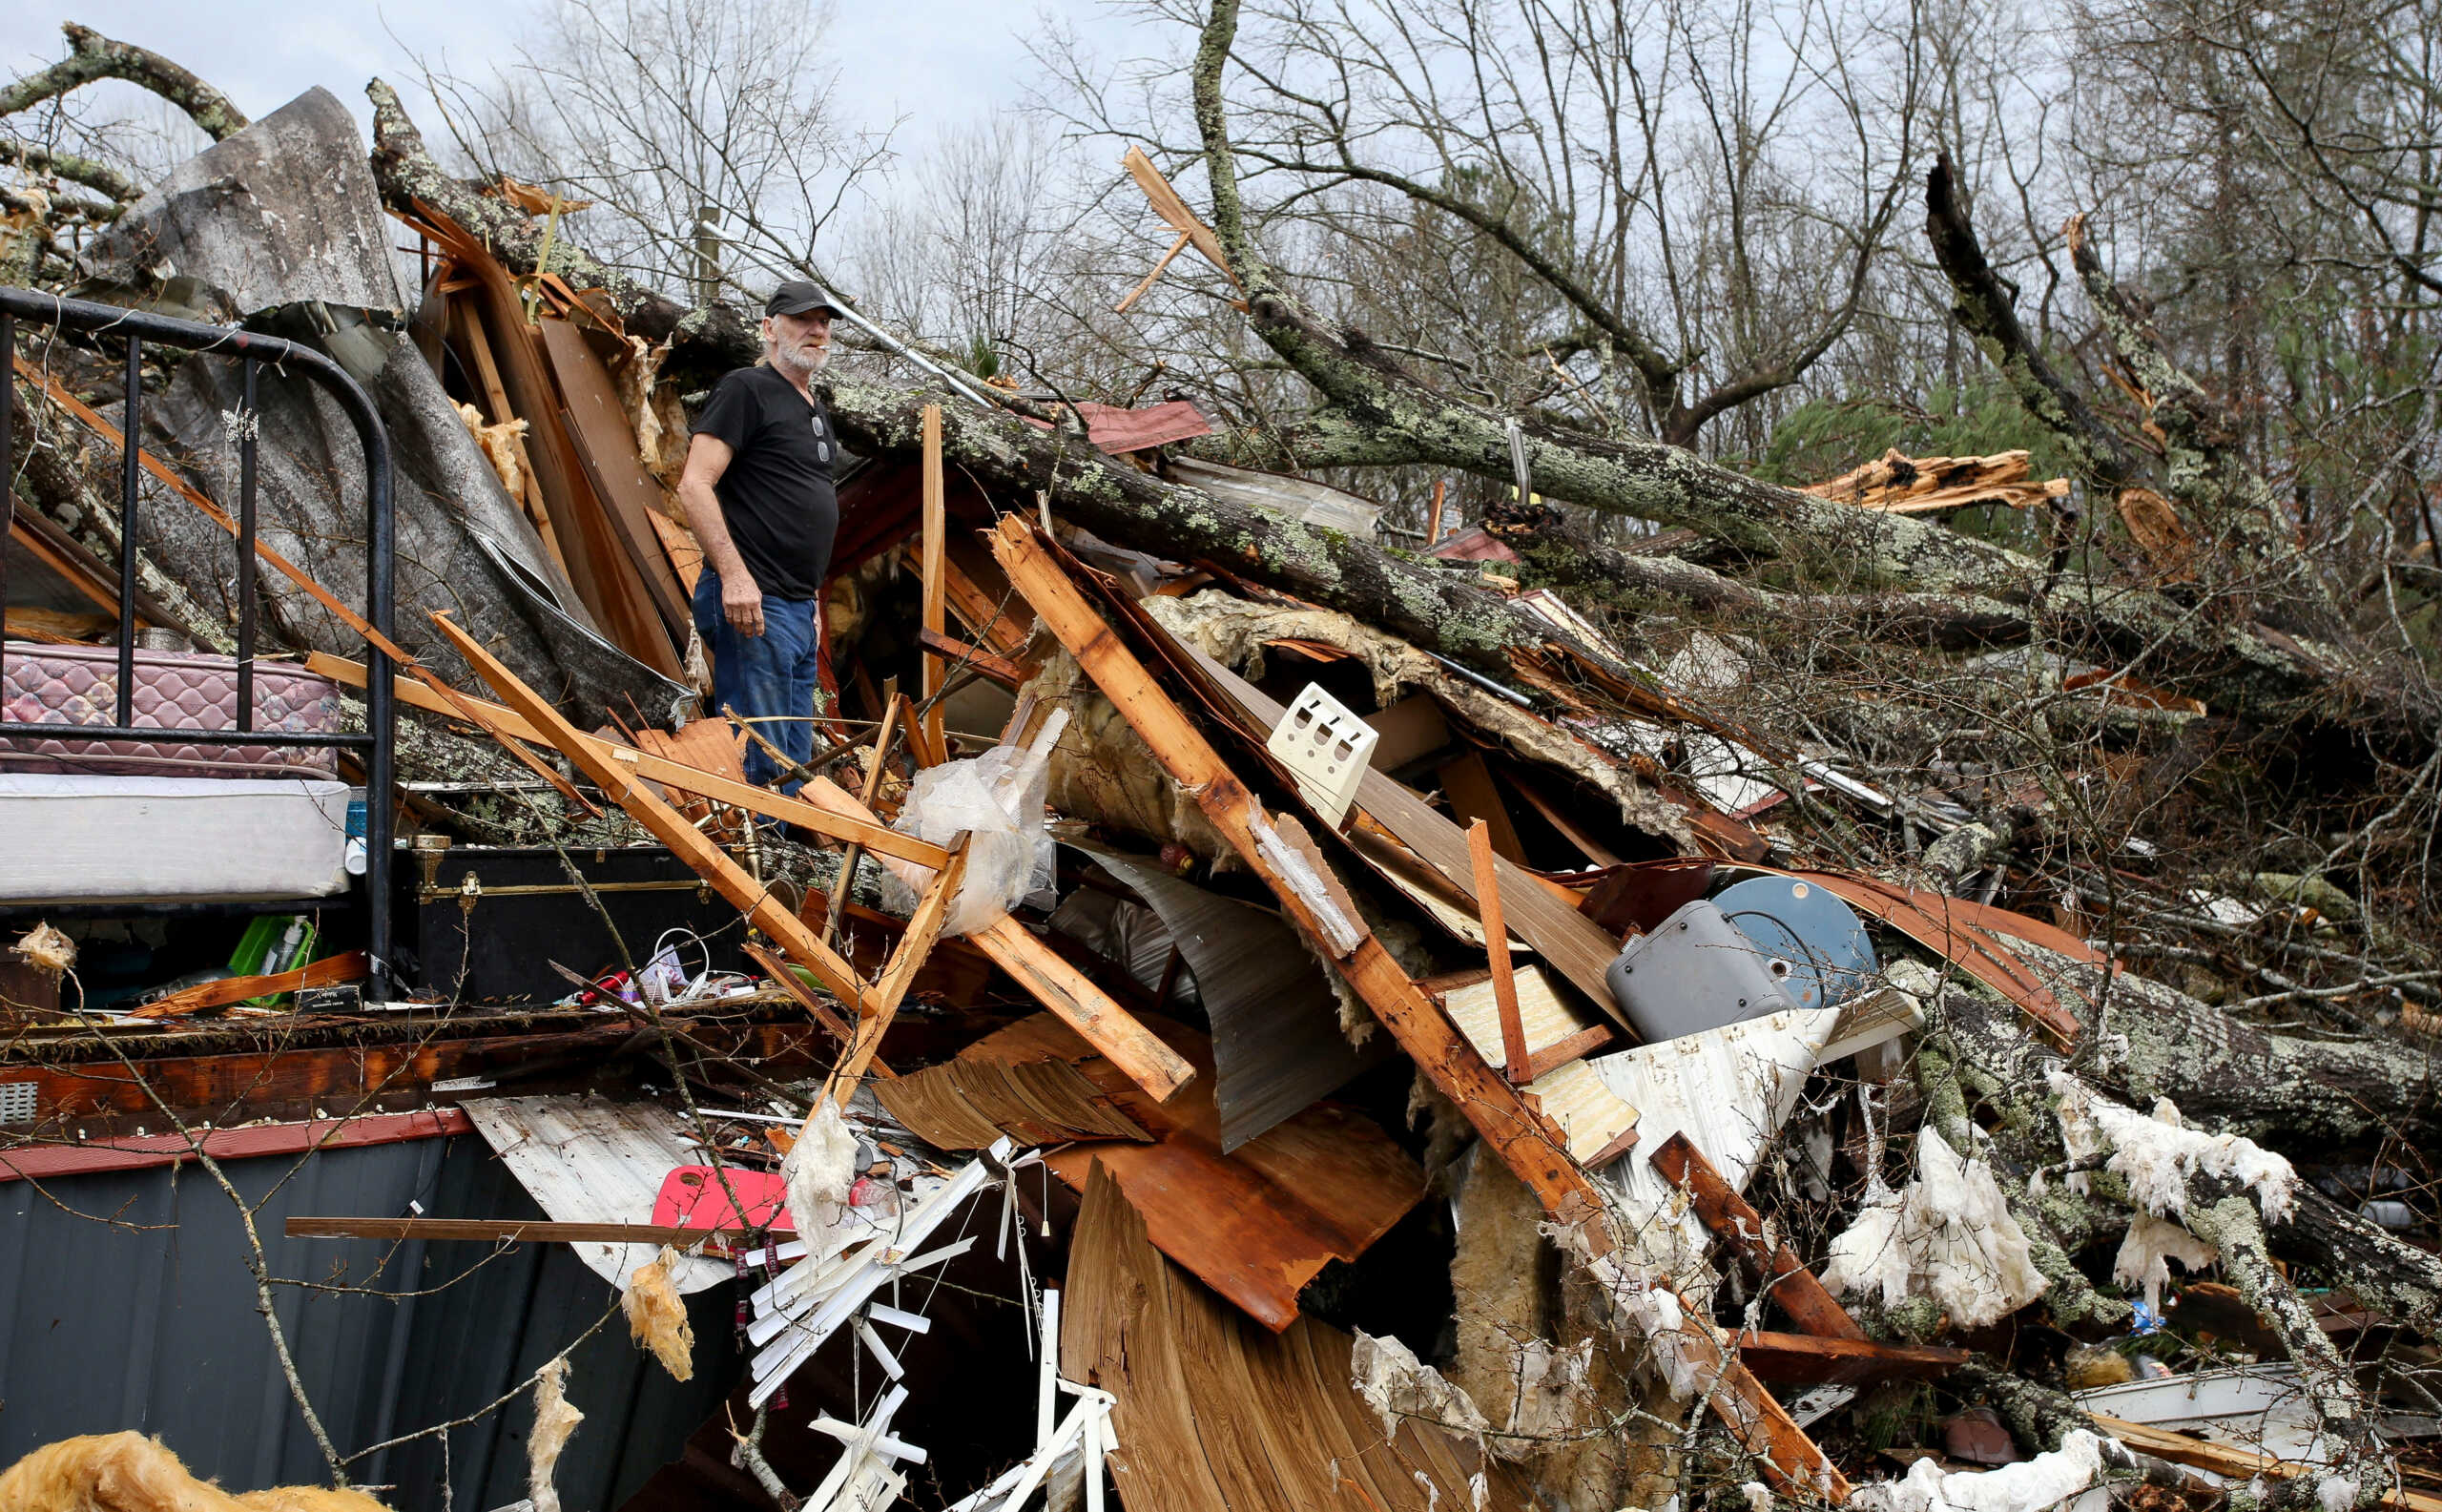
[771,342,830,383]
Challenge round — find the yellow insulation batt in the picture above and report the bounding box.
[0,1433,386,1512]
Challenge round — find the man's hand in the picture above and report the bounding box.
[722,571,765,637]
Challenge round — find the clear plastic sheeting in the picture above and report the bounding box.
[880,744,1057,938]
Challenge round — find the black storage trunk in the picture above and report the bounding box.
[401,844,751,1003]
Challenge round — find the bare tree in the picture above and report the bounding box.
[1040,0,1929,450]
[421,0,893,306]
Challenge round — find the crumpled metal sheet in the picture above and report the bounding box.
[1087,845,1391,1151]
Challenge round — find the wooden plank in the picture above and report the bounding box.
[918,626,1026,690]
[432,612,877,1016]
[1651,1131,1867,1341]
[921,404,947,756]
[990,518,1846,1501]
[1469,818,1533,1084]
[971,917,1195,1103]
[1731,1331,1968,1384]
[305,652,947,867]
[128,951,369,1019]
[288,1217,750,1246]
[1167,632,1633,1027]
[823,682,902,945]
[1521,1022,1617,1082]
[789,766,1198,1105]
[828,836,968,1104]
[534,317,693,638]
[941,537,1035,657]
[2090,1416,2442,1512]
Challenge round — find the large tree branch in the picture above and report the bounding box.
[2061,214,2335,625]
[0,23,248,141]
[1923,155,2140,493]
[0,136,140,201]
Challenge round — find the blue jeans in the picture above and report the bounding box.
[693,570,821,792]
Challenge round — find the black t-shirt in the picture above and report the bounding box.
[690,364,839,601]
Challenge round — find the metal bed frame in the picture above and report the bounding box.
[0,285,397,995]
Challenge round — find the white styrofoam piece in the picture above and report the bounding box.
[1265,683,1378,828]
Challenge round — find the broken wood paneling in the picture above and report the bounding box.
[955,1012,1423,1333]
[872,1057,1150,1150]
[1062,1162,1530,1511]
[989,516,1607,1230]
[1169,634,1631,1025]
[533,317,692,639]
[1439,967,1640,1166]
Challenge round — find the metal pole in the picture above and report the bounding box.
[238,358,258,732]
[353,369,397,1003]
[116,333,140,726]
[1,309,13,694]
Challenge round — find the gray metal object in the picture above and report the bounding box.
[1604,899,1800,1043]
[1707,876,1878,1013]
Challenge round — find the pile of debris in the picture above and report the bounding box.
[2,28,2438,1512]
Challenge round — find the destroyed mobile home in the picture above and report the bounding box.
[1,18,2439,1512]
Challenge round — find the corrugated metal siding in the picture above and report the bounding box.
[0,1132,737,1512]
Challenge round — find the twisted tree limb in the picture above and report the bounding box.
[0,23,249,141]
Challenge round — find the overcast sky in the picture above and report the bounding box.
[1,0,1163,158]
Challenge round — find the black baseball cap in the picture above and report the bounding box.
[766,280,845,318]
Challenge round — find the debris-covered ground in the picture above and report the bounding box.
[1,15,2437,1512]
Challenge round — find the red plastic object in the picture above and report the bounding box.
[651,1166,794,1232]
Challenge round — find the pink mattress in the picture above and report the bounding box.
[0,640,344,778]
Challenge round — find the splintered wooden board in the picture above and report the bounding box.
[534,318,692,640]
[956,1013,1423,1333]
[1063,1163,1531,1512]
[1439,966,1639,1164]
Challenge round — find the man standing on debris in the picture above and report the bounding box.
[677,280,847,792]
